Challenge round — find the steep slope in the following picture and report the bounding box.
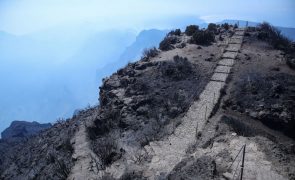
[1,23,295,180]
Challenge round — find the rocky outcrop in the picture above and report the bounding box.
[1,121,52,139]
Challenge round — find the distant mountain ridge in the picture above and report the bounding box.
[1,121,52,139]
[96,29,168,85]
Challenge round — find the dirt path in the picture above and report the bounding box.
[67,117,101,180]
[142,29,245,179]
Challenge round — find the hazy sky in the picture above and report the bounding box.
[0,0,294,35]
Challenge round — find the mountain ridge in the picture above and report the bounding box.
[1,120,52,140]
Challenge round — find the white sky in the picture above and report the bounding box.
[0,0,294,35]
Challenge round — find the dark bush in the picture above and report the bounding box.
[90,108,120,138]
[234,23,238,29]
[221,23,229,30]
[141,47,159,61]
[185,25,199,36]
[257,22,294,53]
[257,31,268,40]
[207,23,217,33]
[221,116,254,137]
[257,22,295,69]
[169,29,181,36]
[61,138,74,154]
[159,36,177,51]
[55,158,71,179]
[94,137,120,168]
[286,56,295,69]
[160,55,193,80]
[190,30,215,45]
[120,171,144,180]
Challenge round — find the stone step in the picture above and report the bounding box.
[231,35,243,40]
[211,72,229,82]
[236,28,245,31]
[222,51,238,59]
[214,65,232,74]
[229,38,243,44]
[225,44,241,52]
[235,31,245,36]
[218,59,235,66]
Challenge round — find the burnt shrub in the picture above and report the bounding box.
[159,36,177,51]
[120,171,144,180]
[160,55,193,80]
[190,30,215,45]
[257,22,294,53]
[89,108,120,138]
[169,29,181,36]
[61,138,74,154]
[286,56,295,69]
[257,31,268,40]
[185,25,199,36]
[207,23,217,33]
[93,136,120,168]
[220,116,276,140]
[141,47,159,61]
[221,116,255,137]
[55,158,71,179]
[221,23,229,30]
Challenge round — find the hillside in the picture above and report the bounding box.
[0,23,295,180]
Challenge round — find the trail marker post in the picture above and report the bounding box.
[240,144,246,180]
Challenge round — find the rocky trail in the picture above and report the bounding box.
[68,116,101,180]
[141,28,246,179]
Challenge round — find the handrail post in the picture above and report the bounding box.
[240,144,246,180]
[204,105,208,121]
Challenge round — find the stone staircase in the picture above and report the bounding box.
[142,28,246,179]
[68,28,246,180]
